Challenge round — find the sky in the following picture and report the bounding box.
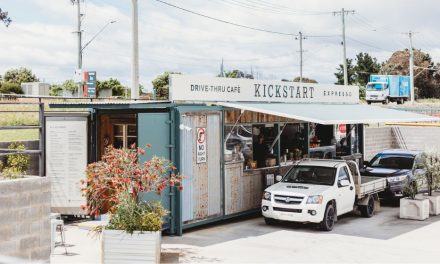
[1,0,440,91]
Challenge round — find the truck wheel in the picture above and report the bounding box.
[360,196,375,218]
[382,98,389,104]
[320,204,335,231]
[367,101,371,105]
[264,217,277,225]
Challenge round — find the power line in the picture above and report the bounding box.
[154,0,339,38]
[346,37,388,51]
[154,0,295,36]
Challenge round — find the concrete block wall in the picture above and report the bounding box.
[0,177,50,262]
[364,126,398,161]
[396,127,440,152]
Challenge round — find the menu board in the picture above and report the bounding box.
[46,116,88,214]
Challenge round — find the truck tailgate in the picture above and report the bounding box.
[356,176,387,198]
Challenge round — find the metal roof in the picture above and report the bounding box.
[215,102,440,125]
[49,100,172,108]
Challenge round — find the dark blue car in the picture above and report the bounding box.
[360,149,423,199]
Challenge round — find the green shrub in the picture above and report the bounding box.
[0,82,23,94]
[1,142,30,178]
[106,193,168,234]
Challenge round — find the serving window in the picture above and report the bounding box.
[224,110,304,170]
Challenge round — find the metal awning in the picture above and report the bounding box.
[215,102,440,125]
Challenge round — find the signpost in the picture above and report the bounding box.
[196,127,207,163]
[83,71,97,98]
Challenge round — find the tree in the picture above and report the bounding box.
[3,67,39,85]
[49,80,77,96]
[380,49,439,98]
[354,52,381,87]
[0,82,23,94]
[222,70,254,79]
[152,72,181,100]
[0,8,11,27]
[49,84,63,96]
[334,59,356,85]
[96,78,125,96]
[292,77,318,83]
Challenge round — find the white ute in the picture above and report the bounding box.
[261,159,387,231]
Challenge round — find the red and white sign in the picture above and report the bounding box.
[196,127,207,163]
[338,124,347,134]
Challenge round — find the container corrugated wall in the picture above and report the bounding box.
[180,112,222,224]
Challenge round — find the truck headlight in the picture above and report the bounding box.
[263,191,271,201]
[306,195,323,204]
[387,175,408,183]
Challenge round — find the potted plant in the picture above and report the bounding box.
[400,178,429,220]
[81,145,182,264]
[415,151,440,215]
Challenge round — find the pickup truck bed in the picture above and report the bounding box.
[346,160,387,199]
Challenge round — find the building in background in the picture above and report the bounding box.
[21,82,50,96]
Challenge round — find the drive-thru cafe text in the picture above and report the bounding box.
[46,75,438,235]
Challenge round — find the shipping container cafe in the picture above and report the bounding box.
[46,75,439,235]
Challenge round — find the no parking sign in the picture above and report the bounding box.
[196,127,207,163]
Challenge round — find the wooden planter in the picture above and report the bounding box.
[102,229,161,264]
[400,198,429,220]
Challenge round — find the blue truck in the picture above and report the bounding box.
[366,75,411,105]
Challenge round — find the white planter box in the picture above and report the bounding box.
[419,192,440,216]
[102,229,161,264]
[400,198,430,220]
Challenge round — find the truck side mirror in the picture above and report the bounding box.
[275,175,283,182]
[339,179,350,187]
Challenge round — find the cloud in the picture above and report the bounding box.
[1,0,440,89]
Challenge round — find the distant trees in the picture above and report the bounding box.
[354,52,381,87]
[381,49,440,98]
[49,80,77,96]
[222,70,254,79]
[292,76,318,83]
[0,82,22,94]
[0,7,11,27]
[0,67,39,94]
[334,58,356,85]
[97,78,125,96]
[3,67,39,85]
[152,72,181,100]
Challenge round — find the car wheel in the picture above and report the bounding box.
[360,196,375,218]
[320,204,335,231]
[264,217,277,225]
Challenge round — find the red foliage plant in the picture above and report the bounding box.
[81,144,183,216]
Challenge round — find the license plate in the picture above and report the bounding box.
[395,193,403,197]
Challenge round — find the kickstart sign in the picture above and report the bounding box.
[169,75,359,104]
[196,127,207,164]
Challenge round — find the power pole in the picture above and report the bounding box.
[220,58,224,77]
[334,8,355,85]
[295,31,307,83]
[72,0,83,97]
[131,0,139,100]
[408,31,415,104]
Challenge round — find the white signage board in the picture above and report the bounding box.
[169,75,359,104]
[196,127,207,163]
[46,116,88,214]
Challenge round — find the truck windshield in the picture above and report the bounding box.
[369,154,414,170]
[366,83,383,91]
[282,166,336,186]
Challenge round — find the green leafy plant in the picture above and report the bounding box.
[82,144,183,234]
[417,151,440,196]
[403,181,418,200]
[1,142,30,179]
[106,193,167,234]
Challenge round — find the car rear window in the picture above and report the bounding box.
[369,154,414,170]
